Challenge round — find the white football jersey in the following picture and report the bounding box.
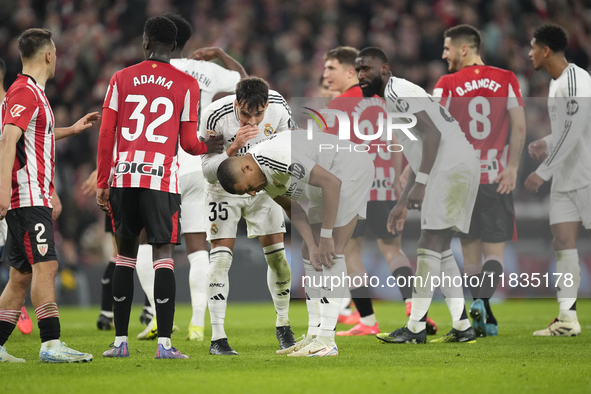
[248,130,372,202]
[200,90,293,195]
[384,77,476,174]
[171,58,241,177]
[537,64,591,192]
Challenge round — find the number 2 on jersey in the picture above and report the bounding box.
[468,96,491,140]
[121,94,173,143]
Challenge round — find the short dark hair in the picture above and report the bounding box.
[162,13,193,50]
[533,24,568,53]
[144,16,177,48]
[217,159,238,194]
[444,24,481,52]
[235,77,269,113]
[357,47,388,64]
[324,46,359,67]
[18,28,53,59]
[0,58,6,79]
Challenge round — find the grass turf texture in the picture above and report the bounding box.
[1,299,590,393]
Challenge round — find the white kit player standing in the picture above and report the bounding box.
[354,47,480,344]
[525,24,591,337]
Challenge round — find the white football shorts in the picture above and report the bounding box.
[420,157,479,233]
[179,173,207,234]
[549,184,591,229]
[307,155,374,228]
[205,189,286,241]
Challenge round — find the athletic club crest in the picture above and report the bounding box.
[210,223,218,235]
[264,123,274,136]
[37,244,48,256]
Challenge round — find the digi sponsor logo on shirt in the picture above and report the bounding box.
[115,161,165,177]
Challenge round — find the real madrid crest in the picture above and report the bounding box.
[264,123,274,136]
[210,223,219,235]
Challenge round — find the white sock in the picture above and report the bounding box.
[440,249,468,326]
[207,246,233,341]
[303,259,321,336]
[556,249,580,321]
[263,243,291,327]
[136,244,156,313]
[100,311,113,318]
[158,337,171,350]
[339,288,352,315]
[114,336,128,347]
[188,250,209,327]
[360,314,377,326]
[408,249,441,333]
[319,254,347,342]
[41,339,61,349]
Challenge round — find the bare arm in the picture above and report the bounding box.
[391,133,403,199]
[308,164,342,230]
[274,195,322,270]
[308,164,342,267]
[0,124,23,219]
[190,47,248,78]
[495,105,526,194]
[54,112,100,140]
[406,110,441,210]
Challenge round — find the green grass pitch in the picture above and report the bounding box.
[1,299,590,394]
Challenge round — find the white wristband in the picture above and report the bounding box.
[320,228,333,238]
[415,172,429,185]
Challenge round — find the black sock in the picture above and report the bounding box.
[460,307,468,321]
[392,266,413,300]
[479,259,503,299]
[482,298,497,324]
[112,266,135,337]
[466,274,481,299]
[154,268,176,338]
[350,287,374,318]
[100,261,116,313]
[38,317,60,343]
[0,321,16,346]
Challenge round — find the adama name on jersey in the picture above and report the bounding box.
[133,74,174,89]
[454,78,503,96]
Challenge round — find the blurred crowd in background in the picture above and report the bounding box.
[0,0,590,270]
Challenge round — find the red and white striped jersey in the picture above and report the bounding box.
[325,85,394,201]
[1,74,55,209]
[102,60,200,193]
[434,65,524,184]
